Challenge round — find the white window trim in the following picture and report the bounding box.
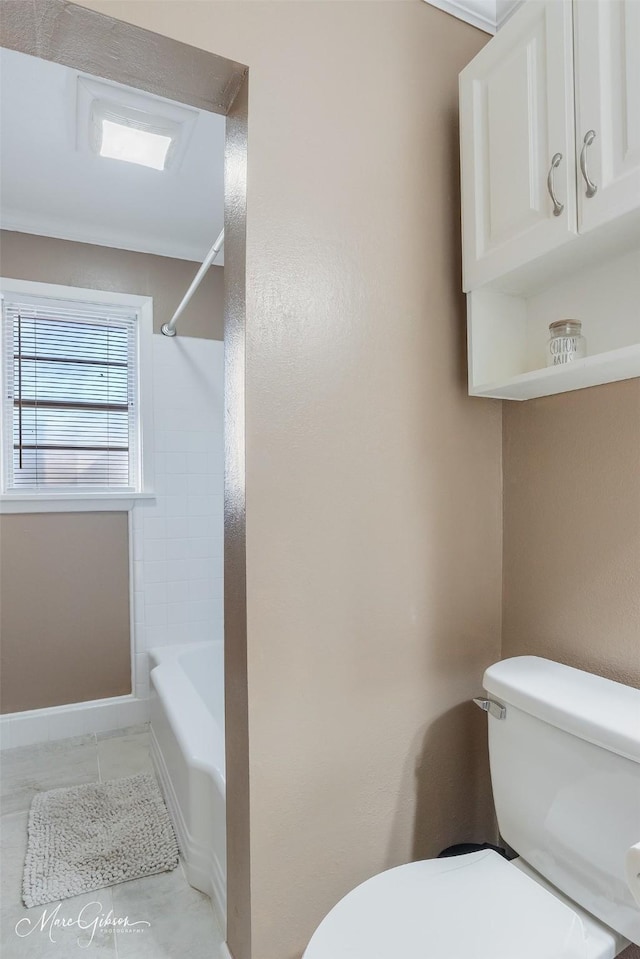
[0,277,155,513]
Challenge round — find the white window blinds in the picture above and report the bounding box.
[2,297,139,491]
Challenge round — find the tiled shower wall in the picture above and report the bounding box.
[132,335,224,702]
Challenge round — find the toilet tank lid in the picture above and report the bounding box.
[484,656,640,765]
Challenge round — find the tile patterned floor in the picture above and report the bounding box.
[7,729,636,959]
[0,726,225,958]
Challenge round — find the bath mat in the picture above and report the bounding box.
[23,773,179,907]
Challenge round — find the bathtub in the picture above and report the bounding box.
[149,641,226,933]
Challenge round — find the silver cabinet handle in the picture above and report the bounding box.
[580,130,598,198]
[547,153,564,217]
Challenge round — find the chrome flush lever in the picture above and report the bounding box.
[473,697,507,720]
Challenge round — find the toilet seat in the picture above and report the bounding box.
[303,850,591,959]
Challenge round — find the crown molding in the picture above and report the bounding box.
[0,212,224,265]
[422,0,525,35]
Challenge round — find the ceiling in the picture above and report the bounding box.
[0,48,225,263]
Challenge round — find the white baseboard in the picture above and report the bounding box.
[0,695,150,749]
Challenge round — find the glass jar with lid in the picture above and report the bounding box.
[546,320,587,367]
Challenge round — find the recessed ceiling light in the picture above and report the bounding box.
[89,100,182,171]
[99,119,172,170]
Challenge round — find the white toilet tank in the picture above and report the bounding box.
[483,656,640,947]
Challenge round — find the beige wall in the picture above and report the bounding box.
[503,379,640,687]
[0,230,224,339]
[0,230,224,714]
[78,3,500,958]
[0,512,131,711]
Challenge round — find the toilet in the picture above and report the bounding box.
[304,656,640,959]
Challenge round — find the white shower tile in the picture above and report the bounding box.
[153,472,170,495]
[188,600,211,623]
[169,623,195,643]
[165,451,187,474]
[166,516,189,539]
[189,496,216,517]
[188,579,213,602]
[133,535,144,561]
[134,656,150,699]
[165,477,187,498]
[135,652,149,676]
[133,561,144,591]
[144,624,168,649]
[144,582,166,607]
[189,621,215,643]
[165,430,191,452]
[202,558,221,579]
[144,561,167,584]
[170,561,190,582]
[166,603,190,625]
[145,604,167,627]
[144,516,166,539]
[204,430,223,451]
[187,474,209,496]
[166,538,189,561]
[166,580,190,603]
[188,406,218,432]
[188,538,216,559]
[186,431,207,453]
[185,559,220,583]
[165,495,188,517]
[205,451,223,474]
[183,559,208,582]
[187,452,207,474]
[128,335,224,671]
[209,536,224,558]
[188,515,217,539]
[143,537,167,561]
[134,592,145,623]
[157,407,188,432]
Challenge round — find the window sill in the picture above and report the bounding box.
[0,492,156,514]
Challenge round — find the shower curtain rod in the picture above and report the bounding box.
[161,227,225,337]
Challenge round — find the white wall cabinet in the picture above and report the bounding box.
[460,0,640,293]
[460,0,640,401]
[574,0,640,234]
[460,0,577,292]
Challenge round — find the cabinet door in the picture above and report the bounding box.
[574,0,640,233]
[459,0,577,291]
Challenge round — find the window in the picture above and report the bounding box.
[1,280,153,507]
